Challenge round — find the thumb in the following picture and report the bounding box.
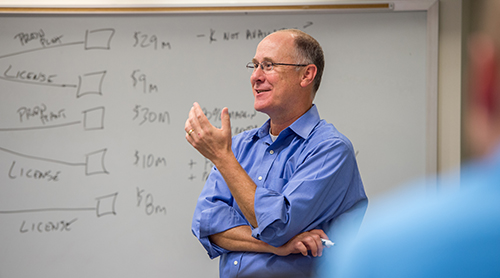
[221,107,232,136]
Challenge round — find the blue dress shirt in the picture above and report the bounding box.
[192,105,367,278]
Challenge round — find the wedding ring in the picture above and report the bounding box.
[187,129,194,136]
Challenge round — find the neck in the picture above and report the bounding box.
[269,104,312,135]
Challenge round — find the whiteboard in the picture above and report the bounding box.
[0,4,437,278]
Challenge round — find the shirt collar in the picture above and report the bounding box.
[252,104,321,140]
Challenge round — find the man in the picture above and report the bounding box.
[186,29,367,278]
[317,1,500,277]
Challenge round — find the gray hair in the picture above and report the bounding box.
[277,29,325,94]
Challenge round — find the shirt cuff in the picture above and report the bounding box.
[197,205,248,258]
[251,187,290,246]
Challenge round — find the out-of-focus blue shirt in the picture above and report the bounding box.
[192,105,367,278]
[318,146,500,278]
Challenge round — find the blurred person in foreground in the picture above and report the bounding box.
[316,1,500,277]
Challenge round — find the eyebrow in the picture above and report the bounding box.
[252,57,274,63]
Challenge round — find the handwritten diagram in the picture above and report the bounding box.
[0,20,314,235]
[0,105,105,132]
[0,28,116,229]
[0,192,118,218]
[1,28,111,97]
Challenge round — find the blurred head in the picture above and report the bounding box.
[466,0,500,158]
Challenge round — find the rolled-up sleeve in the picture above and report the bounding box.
[192,167,249,259]
[251,138,363,247]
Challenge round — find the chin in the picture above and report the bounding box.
[254,97,276,115]
[254,106,264,113]
[253,101,268,113]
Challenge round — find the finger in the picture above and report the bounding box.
[192,102,211,130]
[185,115,193,133]
[185,109,195,143]
[316,237,324,257]
[295,242,308,257]
[186,132,193,144]
[188,105,201,133]
[313,230,329,255]
[185,127,194,144]
[306,232,325,257]
[310,229,329,244]
[304,236,319,257]
[220,107,232,137]
[309,229,327,238]
[311,232,325,257]
[316,229,329,240]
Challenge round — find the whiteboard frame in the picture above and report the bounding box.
[0,3,393,13]
[0,0,439,178]
[394,0,439,179]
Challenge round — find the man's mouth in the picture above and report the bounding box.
[256,89,271,94]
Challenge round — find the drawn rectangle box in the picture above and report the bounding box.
[85,149,108,176]
[83,107,105,130]
[96,192,117,217]
[77,71,106,98]
[84,28,115,50]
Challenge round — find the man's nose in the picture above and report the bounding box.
[250,66,265,83]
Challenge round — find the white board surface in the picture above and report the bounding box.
[0,8,432,278]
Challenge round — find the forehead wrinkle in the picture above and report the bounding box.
[252,57,275,63]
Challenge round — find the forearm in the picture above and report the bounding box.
[209,225,274,254]
[186,103,258,227]
[209,226,328,258]
[213,154,258,227]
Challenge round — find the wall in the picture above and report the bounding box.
[437,0,462,183]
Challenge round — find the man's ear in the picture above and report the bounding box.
[300,64,317,88]
[469,34,498,115]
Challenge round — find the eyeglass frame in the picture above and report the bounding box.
[246,61,310,72]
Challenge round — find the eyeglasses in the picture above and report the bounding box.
[246,61,309,73]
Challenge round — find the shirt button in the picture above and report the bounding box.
[269,150,274,154]
[234,260,238,266]
[258,176,263,181]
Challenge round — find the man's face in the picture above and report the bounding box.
[250,32,303,117]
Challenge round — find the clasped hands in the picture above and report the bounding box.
[273,229,329,257]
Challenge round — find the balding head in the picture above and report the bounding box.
[273,29,325,94]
